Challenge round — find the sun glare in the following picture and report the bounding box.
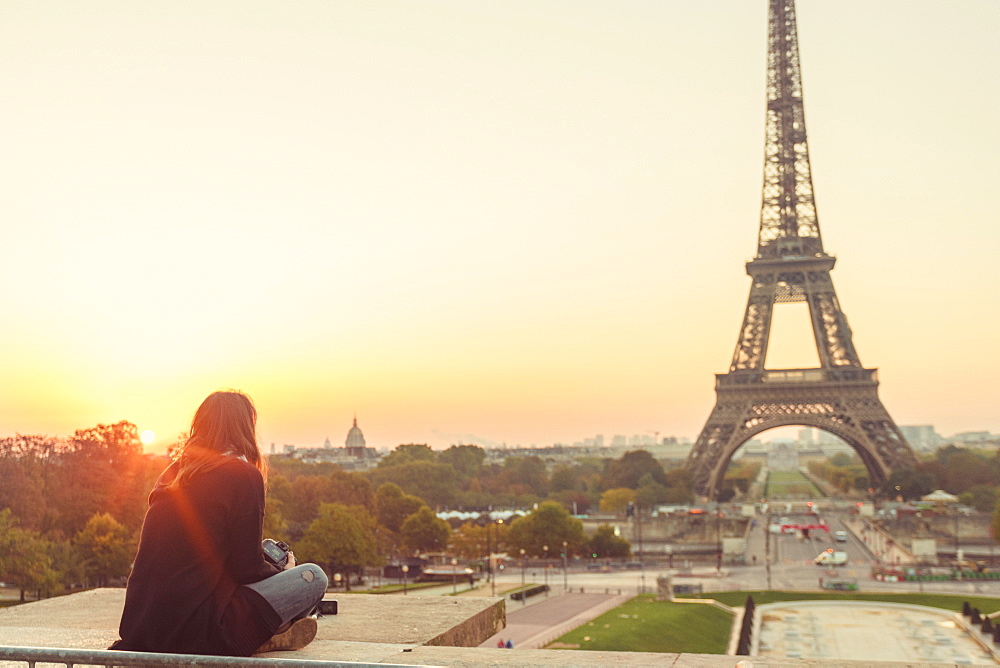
[140,430,155,445]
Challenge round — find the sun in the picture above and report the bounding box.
[140,430,156,445]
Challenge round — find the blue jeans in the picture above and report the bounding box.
[245,564,328,626]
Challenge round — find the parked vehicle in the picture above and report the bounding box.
[814,549,848,566]
[834,530,848,542]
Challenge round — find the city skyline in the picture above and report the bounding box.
[1,1,997,453]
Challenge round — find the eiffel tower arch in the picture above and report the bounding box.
[686,0,917,499]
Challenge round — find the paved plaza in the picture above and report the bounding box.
[754,601,999,664]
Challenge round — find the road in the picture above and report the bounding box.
[481,509,1000,599]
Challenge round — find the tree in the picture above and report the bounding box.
[548,490,592,515]
[882,468,935,500]
[377,444,436,469]
[374,483,425,533]
[588,524,631,559]
[831,452,852,467]
[438,444,486,479]
[0,509,63,600]
[280,470,375,535]
[449,522,488,560]
[603,450,667,490]
[74,513,135,587]
[68,421,142,465]
[400,507,450,555]
[599,488,635,514]
[0,435,61,532]
[297,503,381,590]
[50,421,153,535]
[959,485,998,514]
[501,456,549,497]
[941,451,996,494]
[993,497,1000,547]
[635,473,669,508]
[505,501,586,557]
[661,468,694,504]
[327,469,374,509]
[264,473,292,540]
[286,475,337,526]
[367,460,458,507]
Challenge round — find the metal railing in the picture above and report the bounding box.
[716,367,877,387]
[0,646,437,668]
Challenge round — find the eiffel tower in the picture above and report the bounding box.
[686,0,917,499]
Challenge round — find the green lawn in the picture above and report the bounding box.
[547,590,1000,654]
[694,590,1000,614]
[547,595,732,654]
[763,470,823,498]
[360,581,445,594]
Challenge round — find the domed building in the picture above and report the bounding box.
[345,416,367,458]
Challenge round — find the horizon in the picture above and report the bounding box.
[1,1,997,453]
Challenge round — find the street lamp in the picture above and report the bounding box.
[488,518,504,597]
[562,540,569,592]
[519,548,526,604]
[401,564,409,595]
[543,545,549,595]
[715,506,723,574]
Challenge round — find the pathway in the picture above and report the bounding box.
[478,590,631,650]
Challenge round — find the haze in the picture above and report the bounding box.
[1,1,997,452]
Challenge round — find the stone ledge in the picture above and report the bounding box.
[0,588,503,653]
[0,589,959,667]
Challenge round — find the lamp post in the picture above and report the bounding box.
[764,510,772,590]
[485,518,492,592]
[954,510,960,561]
[401,564,409,595]
[488,518,503,597]
[562,541,568,592]
[542,545,549,596]
[519,548,526,604]
[715,502,723,574]
[451,558,458,595]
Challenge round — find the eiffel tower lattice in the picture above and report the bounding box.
[686,0,917,499]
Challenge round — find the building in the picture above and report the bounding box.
[345,416,369,458]
[899,425,943,452]
[284,416,380,470]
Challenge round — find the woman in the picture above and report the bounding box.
[110,391,328,656]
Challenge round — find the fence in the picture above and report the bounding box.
[0,646,433,668]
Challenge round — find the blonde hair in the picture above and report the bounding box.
[167,390,267,488]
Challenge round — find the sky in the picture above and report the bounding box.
[1,1,997,454]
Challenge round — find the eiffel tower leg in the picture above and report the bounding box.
[688,376,917,500]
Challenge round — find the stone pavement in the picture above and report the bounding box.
[754,600,1000,664]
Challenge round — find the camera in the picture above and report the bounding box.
[261,538,290,568]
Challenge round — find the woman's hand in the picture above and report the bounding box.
[283,551,297,570]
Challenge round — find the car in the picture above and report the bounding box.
[835,530,848,542]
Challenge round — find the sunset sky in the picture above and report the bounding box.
[1,1,997,454]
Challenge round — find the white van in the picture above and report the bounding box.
[815,550,848,566]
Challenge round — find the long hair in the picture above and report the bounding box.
[166,390,268,489]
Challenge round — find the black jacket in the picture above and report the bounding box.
[110,457,281,656]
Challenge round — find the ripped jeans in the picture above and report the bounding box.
[245,563,329,626]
